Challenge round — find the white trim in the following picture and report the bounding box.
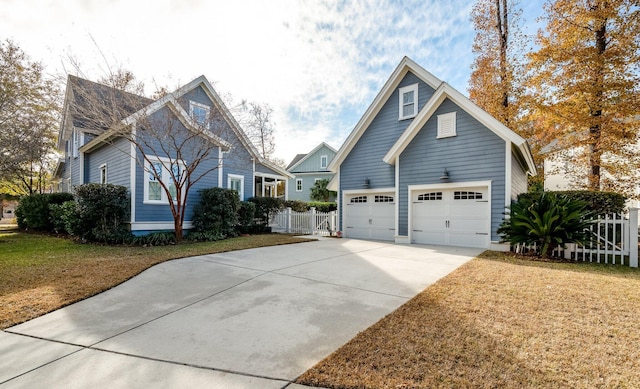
[296,178,303,192]
[437,111,457,139]
[130,136,136,223]
[218,146,223,188]
[398,83,419,120]
[395,156,400,240]
[130,221,193,231]
[189,100,211,129]
[255,171,287,180]
[407,180,492,248]
[143,156,186,205]
[320,155,328,169]
[227,173,244,200]
[99,163,107,184]
[328,57,442,172]
[505,142,512,208]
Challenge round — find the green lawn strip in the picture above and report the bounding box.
[0,231,313,329]
[297,251,640,388]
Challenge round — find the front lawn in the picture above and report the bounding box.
[298,251,640,388]
[0,230,311,329]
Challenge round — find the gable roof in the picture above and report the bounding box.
[383,82,537,174]
[286,142,338,171]
[327,57,442,172]
[328,56,536,176]
[74,75,291,178]
[58,75,152,148]
[286,154,307,170]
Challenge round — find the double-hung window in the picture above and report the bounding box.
[296,179,303,192]
[398,83,419,120]
[189,101,210,129]
[320,155,328,169]
[228,174,244,199]
[99,164,108,184]
[144,157,185,204]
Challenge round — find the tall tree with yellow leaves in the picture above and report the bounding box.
[528,0,640,195]
[469,0,526,128]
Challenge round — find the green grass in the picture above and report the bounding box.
[0,230,312,329]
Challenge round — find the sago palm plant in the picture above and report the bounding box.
[498,191,593,258]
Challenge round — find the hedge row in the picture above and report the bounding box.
[519,190,626,216]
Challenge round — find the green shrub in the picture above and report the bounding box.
[308,202,337,212]
[522,190,626,216]
[16,192,74,231]
[498,191,594,258]
[192,187,240,240]
[284,200,308,212]
[130,231,176,246]
[237,201,256,228]
[186,230,225,242]
[48,200,76,234]
[248,196,283,226]
[69,184,131,244]
[310,178,337,202]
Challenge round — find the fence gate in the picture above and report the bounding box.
[270,207,337,237]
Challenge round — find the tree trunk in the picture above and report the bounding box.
[589,3,607,191]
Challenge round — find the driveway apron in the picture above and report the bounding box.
[1,238,481,388]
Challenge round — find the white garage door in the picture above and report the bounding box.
[411,187,489,248]
[345,193,395,241]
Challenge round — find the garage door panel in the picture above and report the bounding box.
[411,187,489,248]
[345,193,395,241]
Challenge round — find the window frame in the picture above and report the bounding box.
[296,178,303,192]
[189,101,211,129]
[228,174,244,200]
[320,155,328,169]
[99,163,108,184]
[143,156,186,205]
[398,83,419,120]
[437,111,457,139]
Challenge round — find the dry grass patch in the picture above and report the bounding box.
[0,231,312,329]
[298,251,640,388]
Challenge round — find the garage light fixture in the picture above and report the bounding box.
[362,178,370,188]
[439,168,450,180]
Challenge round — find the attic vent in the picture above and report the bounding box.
[437,111,456,139]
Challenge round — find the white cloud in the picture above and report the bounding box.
[1,0,543,163]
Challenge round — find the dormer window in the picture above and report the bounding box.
[320,155,328,169]
[398,83,418,120]
[189,101,210,129]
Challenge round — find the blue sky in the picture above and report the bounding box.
[2,0,546,163]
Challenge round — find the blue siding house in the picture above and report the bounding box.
[52,75,291,235]
[286,142,337,201]
[328,57,536,249]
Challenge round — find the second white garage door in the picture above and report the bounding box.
[344,193,395,241]
[411,187,490,248]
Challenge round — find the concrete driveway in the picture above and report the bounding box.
[0,238,481,388]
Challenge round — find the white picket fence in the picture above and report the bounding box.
[269,207,337,237]
[515,208,638,267]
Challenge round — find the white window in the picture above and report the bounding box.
[418,192,443,201]
[320,155,328,169]
[100,164,107,184]
[296,179,303,192]
[437,112,457,138]
[398,83,419,120]
[228,174,244,200]
[189,101,210,129]
[144,156,186,204]
[350,196,367,203]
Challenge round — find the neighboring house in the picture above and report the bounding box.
[286,142,337,202]
[328,57,536,250]
[51,75,291,235]
[1,199,17,220]
[543,142,640,210]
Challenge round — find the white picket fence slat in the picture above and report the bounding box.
[269,207,337,237]
[515,208,638,267]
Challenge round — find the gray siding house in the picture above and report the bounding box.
[328,57,536,249]
[286,142,337,202]
[52,75,291,235]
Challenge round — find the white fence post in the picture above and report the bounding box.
[285,207,291,233]
[310,207,316,235]
[630,208,638,268]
